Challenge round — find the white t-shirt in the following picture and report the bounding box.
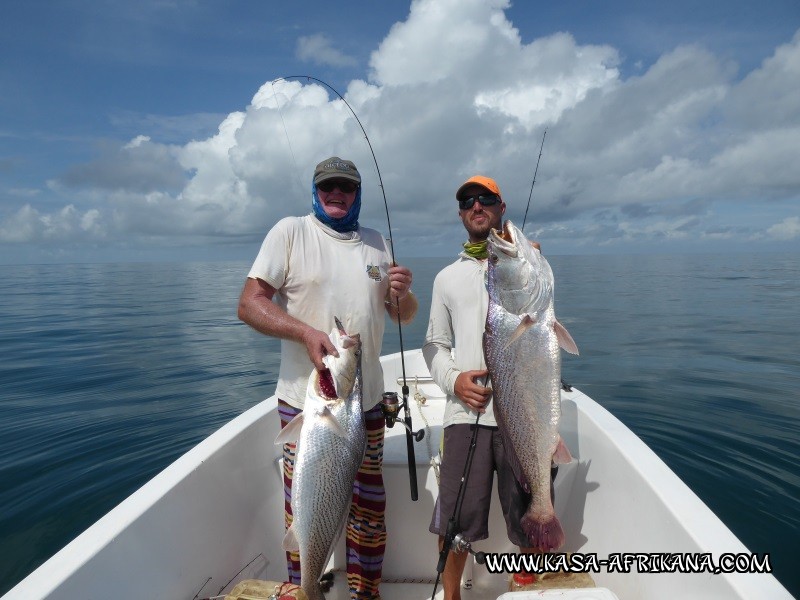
[422,253,498,427]
[248,214,392,410]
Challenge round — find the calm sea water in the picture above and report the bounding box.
[0,255,798,597]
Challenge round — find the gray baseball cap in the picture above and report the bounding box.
[313,156,362,184]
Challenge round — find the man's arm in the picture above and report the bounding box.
[422,275,460,395]
[422,274,490,413]
[237,277,337,370]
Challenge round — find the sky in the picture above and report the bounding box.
[1,0,799,263]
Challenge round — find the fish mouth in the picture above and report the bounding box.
[317,369,338,399]
[489,220,518,256]
[499,220,515,243]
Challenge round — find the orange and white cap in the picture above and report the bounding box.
[455,175,502,200]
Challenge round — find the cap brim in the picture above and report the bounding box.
[315,172,361,184]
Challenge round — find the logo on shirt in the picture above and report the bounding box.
[366,265,382,281]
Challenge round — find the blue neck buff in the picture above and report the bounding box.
[311,179,361,232]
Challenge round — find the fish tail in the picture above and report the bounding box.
[521,511,565,552]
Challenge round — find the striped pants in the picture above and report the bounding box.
[279,400,387,600]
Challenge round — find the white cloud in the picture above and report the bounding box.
[124,135,150,149]
[370,0,518,86]
[2,0,799,256]
[766,216,800,240]
[296,34,358,68]
[0,205,41,243]
[725,30,800,130]
[59,136,187,193]
[0,204,106,243]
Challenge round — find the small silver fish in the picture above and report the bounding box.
[483,221,578,551]
[275,318,365,600]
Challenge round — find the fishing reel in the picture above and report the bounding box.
[436,528,487,577]
[451,533,486,565]
[380,392,425,441]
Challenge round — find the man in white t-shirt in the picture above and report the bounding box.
[238,156,418,600]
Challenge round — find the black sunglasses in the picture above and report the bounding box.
[317,180,359,193]
[458,194,500,210]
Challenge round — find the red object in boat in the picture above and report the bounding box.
[513,572,537,586]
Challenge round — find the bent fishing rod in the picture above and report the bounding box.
[521,129,547,234]
[273,75,424,501]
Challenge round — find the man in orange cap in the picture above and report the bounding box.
[423,175,548,600]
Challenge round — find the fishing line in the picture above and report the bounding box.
[215,553,266,597]
[272,76,397,261]
[271,80,307,197]
[521,129,547,234]
[272,75,421,501]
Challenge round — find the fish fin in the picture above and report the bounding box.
[282,524,300,552]
[553,435,573,464]
[502,314,536,351]
[554,319,579,355]
[319,407,348,438]
[274,413,304,445]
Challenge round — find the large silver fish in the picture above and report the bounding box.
[483,220,578,552]
[274,318,366,600]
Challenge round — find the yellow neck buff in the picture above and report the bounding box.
[462,240,488,260]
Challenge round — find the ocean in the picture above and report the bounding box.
[0,254,798,597]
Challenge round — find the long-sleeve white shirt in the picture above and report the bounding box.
[422,253,497,427]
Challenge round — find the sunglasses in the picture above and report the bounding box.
[317,180,359,193]
[458,194,501,210]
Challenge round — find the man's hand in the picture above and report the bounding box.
[454,369,492,413]
[302,327,339,371]
[387,265,413,302]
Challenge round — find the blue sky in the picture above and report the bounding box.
[1,0,799,263]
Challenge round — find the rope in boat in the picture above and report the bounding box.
[411,376,434,463]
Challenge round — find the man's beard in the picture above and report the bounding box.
[464,214,502,241]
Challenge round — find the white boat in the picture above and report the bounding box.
[4,349,792,600]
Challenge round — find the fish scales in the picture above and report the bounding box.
[275,323,366,600]
[483,220,577,552]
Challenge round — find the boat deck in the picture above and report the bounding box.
[310,577,509,600]
[225,574,610,600]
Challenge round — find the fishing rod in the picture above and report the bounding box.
[430,410,486,600]
[273,75,423,501]
[521,129,547,233]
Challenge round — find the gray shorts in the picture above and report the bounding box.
[429,423,556,547]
